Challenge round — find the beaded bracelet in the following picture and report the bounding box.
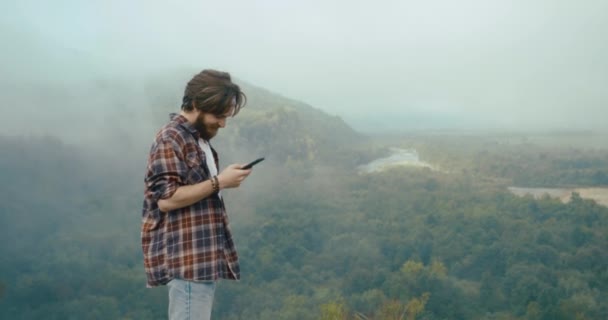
[211,176,220,193]
[210,176,217,192]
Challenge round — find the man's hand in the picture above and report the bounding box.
[217,164,252,189]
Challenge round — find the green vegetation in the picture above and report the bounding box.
[1,127,607,319]
[1,82,606,319]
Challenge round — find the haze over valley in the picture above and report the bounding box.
[1,1,607,319]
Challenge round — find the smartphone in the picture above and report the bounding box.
[242,157,265,170]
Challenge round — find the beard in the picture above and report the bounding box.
[194,113,219,140]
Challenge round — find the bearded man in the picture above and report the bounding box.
[141,69,251,320]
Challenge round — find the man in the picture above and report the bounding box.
[141,69,251,320]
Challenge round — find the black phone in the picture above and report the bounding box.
[242,157,265,170]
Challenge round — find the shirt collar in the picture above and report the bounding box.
[170,113,200,139]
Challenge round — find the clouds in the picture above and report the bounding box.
[1,0,607,131]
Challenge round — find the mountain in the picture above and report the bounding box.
[216,81,370,166]
[139,71,376,167]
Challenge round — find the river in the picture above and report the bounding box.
[358,148,435,173]
[508,187,608,207]
[360,149,608,207]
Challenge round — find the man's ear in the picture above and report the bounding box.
[189,101,202,116]
[192,108,202,117]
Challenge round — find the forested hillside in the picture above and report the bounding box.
[0,80,607,319]
[215,81,372,166]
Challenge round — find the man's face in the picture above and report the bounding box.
[194,107,234,140]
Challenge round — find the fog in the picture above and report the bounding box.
[1,0,607,136]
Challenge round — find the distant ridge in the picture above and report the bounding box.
[216,80,366,164]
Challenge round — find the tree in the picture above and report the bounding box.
[405,293,430,320]
[320,299,348,320]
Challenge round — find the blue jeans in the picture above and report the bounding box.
[168,278,216,320]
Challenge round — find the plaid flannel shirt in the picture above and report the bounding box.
[141,113,240,287]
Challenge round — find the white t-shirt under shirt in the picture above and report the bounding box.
[198,139,221,197]
[198,139,217,176]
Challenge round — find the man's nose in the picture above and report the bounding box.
[218,119,226,128]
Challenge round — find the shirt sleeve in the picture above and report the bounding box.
[145,135,188,202]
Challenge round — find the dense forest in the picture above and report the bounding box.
[1,80,607,319]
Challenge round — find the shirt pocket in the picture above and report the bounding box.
[185,151,206,184]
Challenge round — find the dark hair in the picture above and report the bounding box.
[181,69,246,116]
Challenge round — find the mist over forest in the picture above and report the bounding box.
[3,0,608,133]
[1,1,608,319]
[1,66,607,319]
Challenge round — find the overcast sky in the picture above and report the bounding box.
[1,0,607,132]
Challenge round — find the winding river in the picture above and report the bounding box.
[359,148,435,173]
[360,148,608,207]
[508,187,608,207]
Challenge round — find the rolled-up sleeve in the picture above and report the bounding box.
[145,135,188,202]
